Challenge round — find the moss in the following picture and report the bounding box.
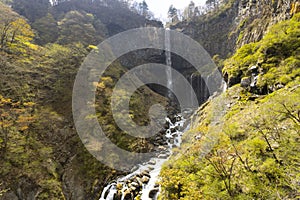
[223,13,300,92]
[160,79,300,199]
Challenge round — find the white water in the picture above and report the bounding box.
[165,28,173,99]
[222,80,227,92]
[99,115,189,200]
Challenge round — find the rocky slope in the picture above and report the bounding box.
[170,0,299,58]
[159,10,300,200]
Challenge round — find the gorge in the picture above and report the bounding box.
[0,0,299,199]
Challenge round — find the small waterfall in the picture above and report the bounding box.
[165,28,173,99]
[98,113,192,200]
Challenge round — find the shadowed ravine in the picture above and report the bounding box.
[99,114,191,200]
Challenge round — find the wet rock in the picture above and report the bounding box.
[148,160,156,165]
[130,186,137,192]
[123,189,133,200]
[149,188,159,199]
[168,138,174,144]
[141,170,150,177]
[142,176,150,183]
[130,182,139,188]
[116,183,123,190]
[158,154,168,159]
[135,177,143,186]
[158,145,167,151]
[170,127,177,133]
[164,123,169,129]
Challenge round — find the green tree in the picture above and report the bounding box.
[32,13,59,45]
[57,11,101,46]
[168,5,179,23]
[12,0,50,22]
[138,0,152,18]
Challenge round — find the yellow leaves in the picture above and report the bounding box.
[0,95,12,104]
[24,41,39,51]
[0,16,35,53]
[16,115,34,124]
[93,81,104,90]
[19,125,29,131]
[100,76,113,86]
[10,18,34,42]
[88,45,98,50]
[23,102,35,107]
[95,77,114,91]
[0,95,36,132]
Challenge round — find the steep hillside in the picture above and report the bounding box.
[0,1,167,199]
[159,13,300,200]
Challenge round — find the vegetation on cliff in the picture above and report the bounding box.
[0,1,166,198]
[160,14,300,200]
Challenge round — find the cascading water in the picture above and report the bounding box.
[165,28,173,99]
[99,115,189,200]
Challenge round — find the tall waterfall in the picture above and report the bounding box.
[165,28,173,99]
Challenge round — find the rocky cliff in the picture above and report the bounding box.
[170,0,299,58]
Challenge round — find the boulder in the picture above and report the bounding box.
[149,188,159,199]
[141,176,150,183]
[148,160,156,165]
[240,77,251,88]
[158,154,168,159]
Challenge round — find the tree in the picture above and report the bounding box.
[32,13,59,45]
[183,1,195,20]
[12,0,50,22]
[205,0,220,11]
[168,5,179,23]
[138,0,149,17]
[57,10,101,46]
[0,17,34,52]
[0,95,35,156]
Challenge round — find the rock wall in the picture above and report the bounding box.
[170,0,297,58]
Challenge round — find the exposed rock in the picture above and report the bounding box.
[148,160,156,165]
[141,176,150,184]
[149,188,159,199]
[241,77,251,88]
[170,0,296,59]
[158,154,169,159]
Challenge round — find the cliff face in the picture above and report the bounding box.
[159,11,300,200]
[170,0,298,58]
[235,0,296,48]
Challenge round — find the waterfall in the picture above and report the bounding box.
[98,113,192,200]
[190,73,195,107]
[165,28,173,99]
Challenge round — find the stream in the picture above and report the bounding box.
[99,113,191,200]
